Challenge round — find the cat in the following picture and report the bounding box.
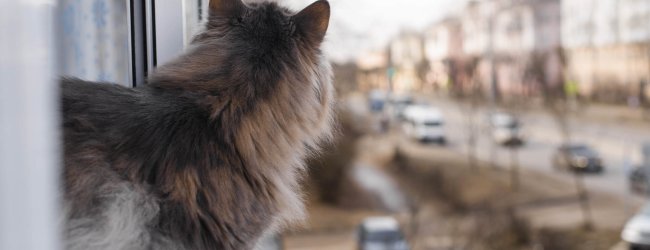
[60,0,333,249]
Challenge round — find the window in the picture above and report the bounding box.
[1,2,210,249]
[59,0,131,85]
[58,0,209,87]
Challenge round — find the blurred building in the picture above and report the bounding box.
[455,0,562,98]
[389,31,426,93]
[356,50,390,92]
[492,0,562,97]
[459,0,499,96]
[423,17,464,93]
[562,0,650,103]
[462,1,499,57]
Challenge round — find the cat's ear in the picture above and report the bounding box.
[209,0,244,17]
[294,0,330,44]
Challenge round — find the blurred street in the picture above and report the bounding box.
[429,96,650,200]
[285,94,648,250]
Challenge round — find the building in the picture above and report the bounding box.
[355,50,390,92]
[562,0,650,103]
[455,0,562,98]
[423,17,464,93]
[461,1,499,57]
[491,0,562,97]
[458,0,503,97]
[388,31,426,93]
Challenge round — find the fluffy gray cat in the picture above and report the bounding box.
[61,0,333,249]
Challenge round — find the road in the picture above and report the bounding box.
[352,162,408,212]
[285,94,644,249]
[425,97,650,202]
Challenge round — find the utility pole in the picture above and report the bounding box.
[645,0,650,116]
[487,0,500,171]
[488,0,499,103]
[588,0,598,100]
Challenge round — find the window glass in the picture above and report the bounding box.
[59,0,131,86]
[183,0,210,45]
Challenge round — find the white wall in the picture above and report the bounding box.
[563,0,650,48]
[619,0,650,44]
[461,1,497,56]
[425,24,451,61]
[562,0,596,48]
[0,1,61,250]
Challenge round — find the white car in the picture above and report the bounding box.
[487,112,523,146]
[402,105,446,144]
[622,204,650,249]
[357,217,409,250]
[387,94,414,120]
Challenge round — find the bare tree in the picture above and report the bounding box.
[452,57,483,171]
[503,96,526,191]
[530,48,594,230]
[501,53,533,191]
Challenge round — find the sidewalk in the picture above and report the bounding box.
[393,135,644,229]
[425,93,650,129]
[579,103,650,129]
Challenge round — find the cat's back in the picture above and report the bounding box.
[61,78,144,127]
[60,79,187,250]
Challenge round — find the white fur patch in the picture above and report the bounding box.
[64,182,182,250]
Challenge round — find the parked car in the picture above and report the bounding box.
[487,112,524,146]
[388,94,414,120]
[369,90,388,112]
[644,143,650,166]
[402,105,446,144]
[622,203,650,249]
[628,143,650,194]
[552,143,604,173]
[357,217,409,250]
[630,166,650,195]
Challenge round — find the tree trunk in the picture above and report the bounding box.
[510,148,520,191]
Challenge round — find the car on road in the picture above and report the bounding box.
[630,166,650,195]
[402,105,446,144]
[628,143,650,194]
[622,203,650,249]
[369,90,388,112]
[551,143,604,173]
[357,216,409,250]
[486,112,524,146]
[388,94,414,120]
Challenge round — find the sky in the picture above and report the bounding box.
[283,0,469,63]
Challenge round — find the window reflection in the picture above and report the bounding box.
[59,0,130,86]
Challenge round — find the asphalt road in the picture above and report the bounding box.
[424,98,650,202]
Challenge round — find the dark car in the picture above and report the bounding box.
[357,217,409,250]
[369,90,387,112]
[552,144,604,173]
[628,143,650,195]
[630,166,650,195]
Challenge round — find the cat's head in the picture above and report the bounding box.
[190,0,331,89]
[200,0,329,50]
[183,0,332,110]
[179,0,335,149]
[153,0,334,147]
